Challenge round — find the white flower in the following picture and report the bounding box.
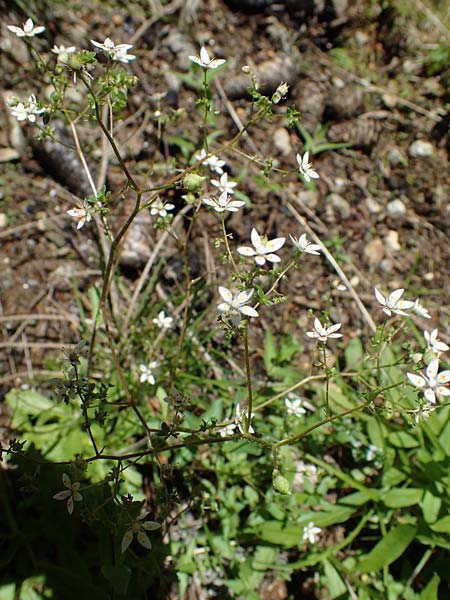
[51,44,76,55]
[293,461,318,491]
[374,287,415,317]
[8,18,45,38]
[150,199,175,218]
[424,329,449,355]
[152,310,174,330]
[195,149,226,174]
[189,46,226,69]
[202,191,245,213]
[91,37,136,63]
[121,513,160,553]
[306,317,343,342]
[296,152,319,183]
[407,358,450,404]
[10,94,44,123]
[219,423,237,437]
[53,473,83,515]
[217,287,259,326]
[139,361,158,384]
[289,233,321,255]
[302,522,321,544]
[67,206,92,229]
[235,403,254,434]
[413,299,431,319]
[366,444,380,461]
[285,397,307,417]
[237,227,285,266]
[211,173,237,195]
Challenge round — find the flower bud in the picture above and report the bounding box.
[272,82,289,104]
[272,469,291,495]
[69,54,83,71]
[241,65,251,74]
[423,349,438,364]
[183,173,205,192]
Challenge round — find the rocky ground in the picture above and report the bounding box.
[0,0,449,388]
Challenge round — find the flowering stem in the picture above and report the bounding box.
[322,344,330,417]
[243,324,253,432]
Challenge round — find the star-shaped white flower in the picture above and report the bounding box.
[51,44,76,55]
[217,287,259,326]
[152,310,174,330]
[150,199,175,218]
[407,358,450,404]
[235,403,255,434]
[412,299,431,319]
[374,287,415,317]
[67,206,92,229]
[306,317,343,342]
[296,152,319,183]
[53,473,83,515]
[202,191,245,213]
[9,94,44,123]
[211,172,237,195]
[91,37,136,63]
[424,329,449,355]
[121,513,161,553]
[285,397,307,417]
[195,149,226,174]
[302,521,321,544]
[8,18,45,38]
[237,227,285,266]
[189,46,226,69]
[289,233,321,255]
[139,361,158,384]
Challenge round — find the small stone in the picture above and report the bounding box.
[380,259,394,273]
[297,189,318,208]
[409,140,434,158]
[273,127,292,156]
[354,30,369,46]
[0,213,8,228]
[384,230,401,254]
[364,237,384,266]
[386,147,407,166]
[328,193,351,219]
[366,197,382,213]
[386,199,406,217]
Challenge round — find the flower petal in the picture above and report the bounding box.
[426,359,440,379]
[218,286,232,303]
[121,529,134,553]
[407,373,426,388]
[374,287,386,306]
[62,473,71,488]
[137,531,152,549]
[236,289,254,304]
[239,306,259,318]
[237,246,256,257]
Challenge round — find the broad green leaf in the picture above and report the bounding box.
[388,430,420,448]
[420,491,441,524]
[252,546,278,571]
[384,488,423,508]
[430,516,450,534]
[323,559,347,599]
[419,574,440,600]
[382,467,407,487]
[101,565,131,595]
[344,337,363,368]
[358,525,417,572]
[249,520,300,547]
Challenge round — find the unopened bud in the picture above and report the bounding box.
[183,173,205,192]
[272,82,289,104]
[241,65,251,74]
[272,469,291,495]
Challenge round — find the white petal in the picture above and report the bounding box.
[218,286,233,303]
[436,386,450,397]
[265,253,281,263]
[424,389,437,404]
[388,288,405,304]
[327,323,342,334]
[217,302,230,314]
[67,496,74,515]
[53,490,71,500]
[62,473,71,488]
[396,300,414,310]
[407,373,426,388]
[255,256,266,266]
[236,289,254,304]
[313,318,323,331]
[437,370,450,384]
[426,359,440,379]
[250,228,261,247]
[199,47,210,65]
[267,237,285,252]
[121,529,134,553]
[137,531,152,549]
[237,246,256,257]
[374,287,386,306]
[240,306,258,318]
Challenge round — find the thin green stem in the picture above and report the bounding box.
[243,324,253,432]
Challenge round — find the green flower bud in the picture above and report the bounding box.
[272,469,291,495]
[183,173,205,192]
[423,349,438,364]
[69,54,83,71]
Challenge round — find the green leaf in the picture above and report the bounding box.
[263,329,276,374]
[323,559,347,599]
[101,565,131,595]
[388,430,420,448]
[358,525,417,573]
[419,574,440,600]
[344,337,363,368]
[384,488,423,508]
[249,520,300,547]
[420,491,441,524]
[430,516,450,533]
